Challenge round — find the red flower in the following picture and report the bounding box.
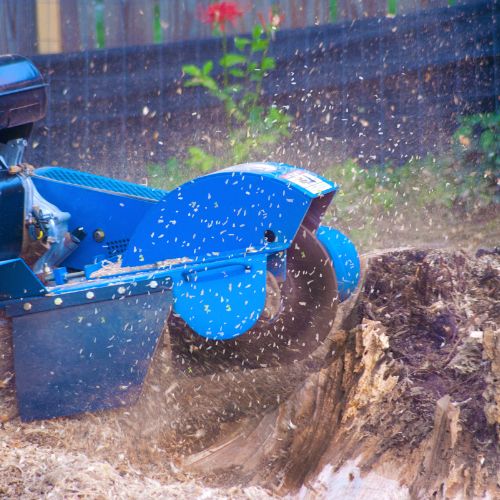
[200,2,243,32]
[270,9,285,28]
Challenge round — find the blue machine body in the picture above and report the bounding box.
[31,167,164,269]
[0,161,360,421]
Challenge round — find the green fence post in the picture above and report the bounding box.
[330,0,338,22]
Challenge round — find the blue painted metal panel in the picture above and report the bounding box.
[0,171,24,260]
[172,253,267,340]
[0,258,46,301]
[12,288,171,421]
[3,274,172,316]
[317,226,360,302]
[32,168,163,269]
[123,163,337,266]
[35,167,165,201]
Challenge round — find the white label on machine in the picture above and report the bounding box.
[281,170,332,194]
[221,163,278,173]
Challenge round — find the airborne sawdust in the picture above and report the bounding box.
[0,248,499,498]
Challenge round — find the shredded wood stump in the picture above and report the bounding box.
[1,248,498,498]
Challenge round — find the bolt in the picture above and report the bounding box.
[93,229,105,242]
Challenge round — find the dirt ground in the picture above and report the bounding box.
[1,246,499,499]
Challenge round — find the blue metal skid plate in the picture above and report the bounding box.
[11,287,171,421]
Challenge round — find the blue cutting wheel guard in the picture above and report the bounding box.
[316,226,361,302]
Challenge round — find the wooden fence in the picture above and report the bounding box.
[1,0,479,55]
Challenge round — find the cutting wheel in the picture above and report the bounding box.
[168,226,338,374]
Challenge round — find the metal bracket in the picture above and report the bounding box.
[0,138,27,169]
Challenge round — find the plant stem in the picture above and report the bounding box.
[222,32,229,89]
[221,32,232,133]
[255,42,269,109]
[250,31,271,138]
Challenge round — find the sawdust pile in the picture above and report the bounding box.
[89,256,192,279]
[0,248,499,498]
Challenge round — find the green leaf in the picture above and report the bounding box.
[454,125,472,139]
[147,163,164,179]
[230,68,245,78]
[252,24,264,40]
[202,60,213,75]
[166,157,180,171]
[224,100,245,122]
[146,158,188,190]
[249,70,263,82]
[266,107,285,123]
[234,37,250,51]
[463,115,481,127]
[261,57,276,70]
[481,112,500,128]
[263,108,292,134]
[480,129,494,151]
[182,64,201,76]
[219,53,247,67]
[186,147,217,173]
[248,105,264,125]
[248,61,264,81]
[204,76,220,91]
[184,75,219,93]
[240,91,258,108]
[256,133,279,145]
[251,38,269,53]
[231,140,251,163]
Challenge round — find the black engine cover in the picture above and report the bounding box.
[0,171,24,260]
[0,55,47,143]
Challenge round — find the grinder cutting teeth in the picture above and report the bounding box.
[169,224,339,373]
[0,55,360,421]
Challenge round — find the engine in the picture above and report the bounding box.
[0,55,82,276]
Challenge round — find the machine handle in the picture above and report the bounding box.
[182,263,251,283]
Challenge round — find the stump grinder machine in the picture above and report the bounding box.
[0,55,360,421]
